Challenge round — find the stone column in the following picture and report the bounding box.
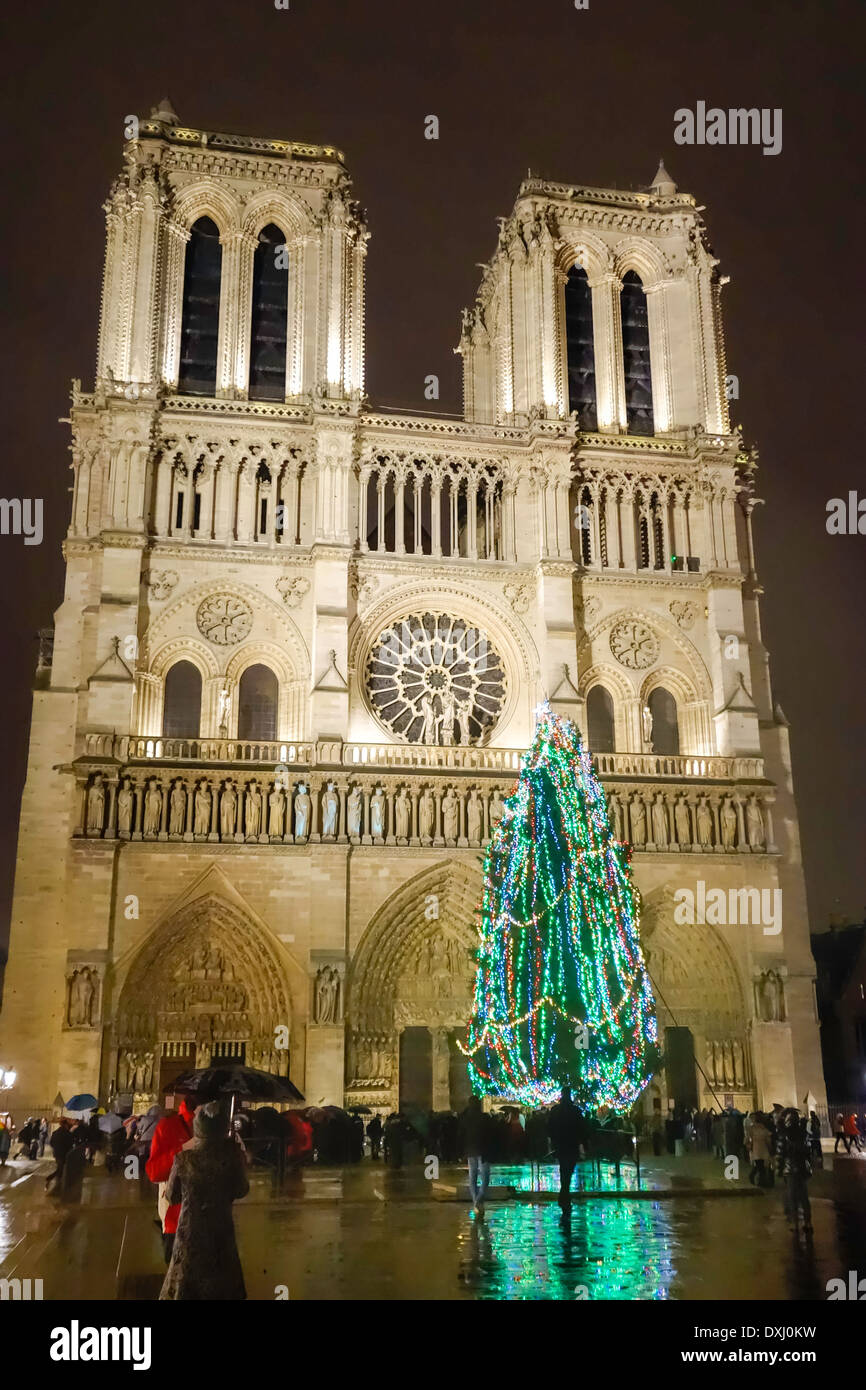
[431,1028,451,1112]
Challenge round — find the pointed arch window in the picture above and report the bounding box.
[649,686,679,755]
[587,685,615,753]
[238,664,278,741]
[163,660,202,738]
[621,270,654,435]
[249,224,289,401]
[178,217,222,396]
[564,265,597,429]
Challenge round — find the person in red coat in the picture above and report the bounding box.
[146,1097,198,1263]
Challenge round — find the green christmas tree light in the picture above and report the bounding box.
[461,703,659,1111]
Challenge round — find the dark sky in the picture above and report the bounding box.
[0,0,863,959]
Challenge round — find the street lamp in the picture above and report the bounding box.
[0,1068,17,1090]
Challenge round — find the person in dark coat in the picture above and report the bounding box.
[367,1115,383,1161]
[548,1086,587,1207]
[777,1109,813,1234]
[461,1095,494,1213]
[45,1119,74,1193]
[159,1102,250,1301]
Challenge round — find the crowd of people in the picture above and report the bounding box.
[1,1089,862,1289]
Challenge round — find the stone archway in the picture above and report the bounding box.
[346,861,482,1111]
[640,887,752,1107]
[114,892,295,1103]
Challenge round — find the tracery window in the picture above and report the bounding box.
[249,224,289,401]
[621,271,654,435]
[564,265,598,429]
[365,613,506,744]
[178,217,222,396]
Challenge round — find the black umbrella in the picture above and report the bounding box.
[171,1065,304,1106]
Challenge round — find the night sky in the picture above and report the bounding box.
[1,0,863,965]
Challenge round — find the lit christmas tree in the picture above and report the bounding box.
[461,703,659,1111]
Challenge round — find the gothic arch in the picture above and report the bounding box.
[172,181,243,237]
[611,238,671,290]
[148,637,220,682]
[554,231,611,283]
[639,886,747,1038]
[578,607,712,702]
[142,578,311,681]
[348,860,482,1036]
[241,191,315,242]
[114,890,298,1073]
[639,665,700,707]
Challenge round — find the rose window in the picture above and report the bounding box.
[365,613,506,744]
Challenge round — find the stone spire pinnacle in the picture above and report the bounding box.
[150,98,179,125]
[649,158,677,195]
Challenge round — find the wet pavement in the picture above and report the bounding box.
[2,1150,865,1300]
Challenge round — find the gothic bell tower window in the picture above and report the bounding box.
[249,223,289,401]
[564,265,598,430]
[621,270,654,435]
[178,217,222,396]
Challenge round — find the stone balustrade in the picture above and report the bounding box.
[73,762,777,854]
[78,732,764,782]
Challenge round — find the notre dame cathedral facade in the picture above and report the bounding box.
[0,101,826,1118]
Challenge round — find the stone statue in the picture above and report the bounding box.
[651,795,668,847]
[467,789,482,842]
[629,795,647,846]
[322,782,339,838]
[370,787,385,838]
[217,687,231,736]
[746,797,764,848]
[674,796,691,846]
[457,700,472,745]
[274,762,289,792]
[442,788,459,841]
[347,785,362,837]
[68,967,96,1026]
[757,969,783,1022]
[246,780,262,838]
[133,1054,148,1092]
[143,778,161,836]
[641,704,653,747]
[733,1039,746,1087]
[117,777,134,836]
[489,790,505,828]
[420,693,438,744]
[419,788,435,840]
[220,782,237,838]
[395,788,410,840]
[86,774,106,833]
[169,780,186,835]
[294,784,311,840]
[696,797,713,847]
[439,690,456,745]
[194,782,211,836]
[315,966,340,1024]
[720,797,737,849]
[268,786,285,837]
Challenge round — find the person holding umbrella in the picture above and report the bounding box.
[160,1101,250,1301]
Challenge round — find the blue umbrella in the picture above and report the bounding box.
[65,1093,98,1112]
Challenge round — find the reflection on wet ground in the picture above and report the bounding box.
[1,1153,864,1300]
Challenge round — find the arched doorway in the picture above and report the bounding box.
[346,862,481,1114]
[639,888,752,1111]
[114,893,295,1104]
